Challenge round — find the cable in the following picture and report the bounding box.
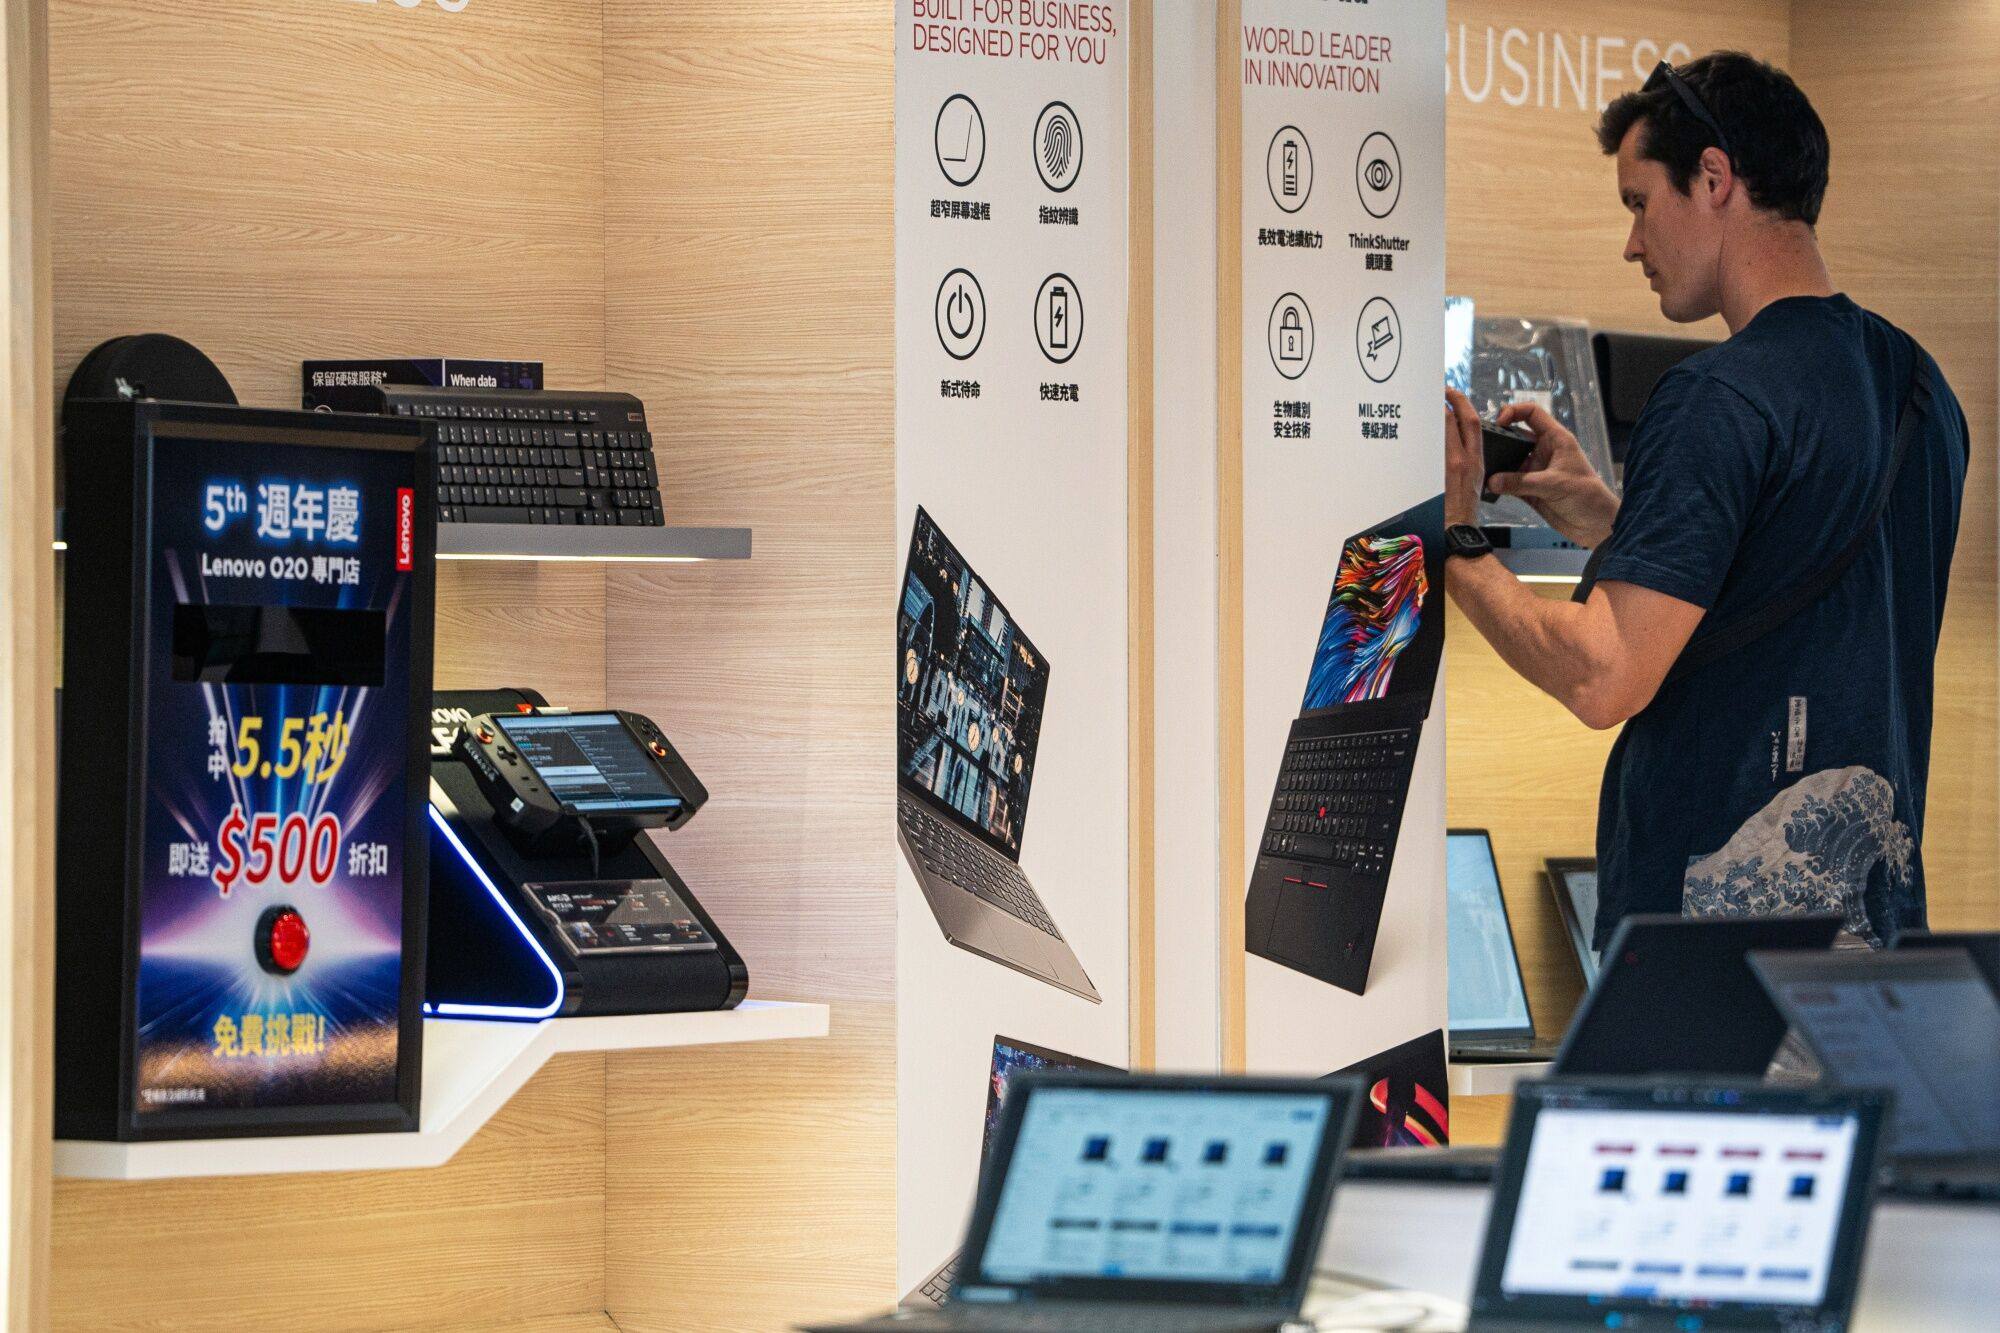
[577,814,601,881]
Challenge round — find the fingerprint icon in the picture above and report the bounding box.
[1365,157,1395,192]
[1035,102,1082,191]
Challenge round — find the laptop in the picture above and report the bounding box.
[1448,830,1563,1063]
[1328,1029,1450,1147]
[896,507,1099,1003]
[1542,856,1602,987]
[1467,1078,1890,1331]
[1749,945,2000,1202]
[1894,928,2000,989]
[1245,495,1446,995]
[804,1072,1363,1333]
[1549,914,1842,1077]
[903,1036,1122,1308]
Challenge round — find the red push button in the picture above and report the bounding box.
[257,905,310,976]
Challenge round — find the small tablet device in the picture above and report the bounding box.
[1481,419,1536,500]
[456,708,708,844]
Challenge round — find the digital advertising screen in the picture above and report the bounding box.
[135,435,421,1118]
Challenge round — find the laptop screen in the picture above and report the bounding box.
[1476,1082,1885,1328]
[897,507,1050,859]
[983,1036,1118,1163]
[1752,948,2000,1158]
[1302,496,1445,715]
[1447,831,1533,1037]
[961,1079,1352,1307]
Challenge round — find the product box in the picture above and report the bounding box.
[304,358,543,413]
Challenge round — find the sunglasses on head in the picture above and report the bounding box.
[1644,61,1735,167]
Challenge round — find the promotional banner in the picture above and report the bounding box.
[140,440,419,1116]
[1238,2,1449,1084]
[897,0,1131,1295]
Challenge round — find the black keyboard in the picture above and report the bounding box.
[901,796,1060,938]
[1259,727,1413,875]
[370,385,664,527]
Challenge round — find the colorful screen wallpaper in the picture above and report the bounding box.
[1302,496,1447,714]
[981,1037,1116,1161]
[897,508,1050,858]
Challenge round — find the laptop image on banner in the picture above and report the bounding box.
[896,507,1099,1003]
[1749,945,2000,1202]
[1328,1029,1450,1148]
[1246,495,1446,995]
[903,1036,1122,1309]
[1467,1078,1890,1332]
[1550,914,1842,1078]
[1448,829,1564,1063]
[805,1072,1363,1333]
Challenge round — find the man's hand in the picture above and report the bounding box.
[1443,387,1489,528]
[1467,393,1622,549]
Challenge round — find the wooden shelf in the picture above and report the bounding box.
[53,1000,828,1181]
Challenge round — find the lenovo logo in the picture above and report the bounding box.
[396,489,416,571]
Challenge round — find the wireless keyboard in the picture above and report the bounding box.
[367,385,663,527]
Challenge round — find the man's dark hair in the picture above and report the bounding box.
[1597,52,1830,226]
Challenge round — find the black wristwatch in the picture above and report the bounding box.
[1444,523,1493,561]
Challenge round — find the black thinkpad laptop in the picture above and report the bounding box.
[805,1073,1362,1333]
[1468,1078,1890,1331]
[1750,944,2000,1202]
[1549,914,1842,1077]
[1245,495,1445,996]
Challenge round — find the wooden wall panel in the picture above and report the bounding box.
[47,1,613,1326]
[1792,0,2000,935]
[604,1008,897,1333]
[50,1052,609,1333]
[596,1,897,1327]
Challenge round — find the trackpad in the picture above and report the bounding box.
[1268,885,1332,970]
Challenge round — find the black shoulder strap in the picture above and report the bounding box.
[1658,334,1930,686]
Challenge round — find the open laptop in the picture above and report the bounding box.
[1448,829,1563,1063]
[897,507,1098,1003]
[1749,945,2000,1202]
[1549,914,1842,1077]
[1542,856,1602,987]
[1245,495,1445,995]
[1468,1078,1890,1331]
[805,1072,1363,1333]
[903,1036,1121,1308]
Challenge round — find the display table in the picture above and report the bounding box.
[1446,1059,1547,1097]
[1318,1175,2000,1329]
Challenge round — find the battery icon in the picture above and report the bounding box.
[1282,139,1299,196]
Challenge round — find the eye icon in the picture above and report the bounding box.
[1355,132,1402,218]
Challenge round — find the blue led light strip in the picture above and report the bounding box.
[425,803,565,1021]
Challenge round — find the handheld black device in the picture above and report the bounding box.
[426,689,744,1019]
[456,708,706,851]
[1480,419,1535,500]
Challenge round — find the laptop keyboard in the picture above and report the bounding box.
[918,1255,959,1304]
[1260,727,1413,876]
[902,799,1062,938]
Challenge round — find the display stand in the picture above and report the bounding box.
[53,1000,828,1180]
[1448,1059,1547,1098]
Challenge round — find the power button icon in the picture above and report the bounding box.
[935,268,986,360]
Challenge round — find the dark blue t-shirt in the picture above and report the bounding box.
[1590,294,1968,948]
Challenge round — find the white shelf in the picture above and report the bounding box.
[53,1000,828,1181]
[1448,1059,1548,1098]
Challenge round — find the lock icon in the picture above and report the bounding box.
[1279,306,1304,362]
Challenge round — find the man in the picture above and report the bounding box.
[1442,52,1968,949]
